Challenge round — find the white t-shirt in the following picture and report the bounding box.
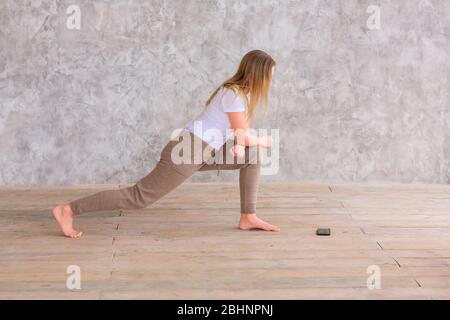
[186,87,247,150]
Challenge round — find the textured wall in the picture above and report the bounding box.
[0,0,449,186]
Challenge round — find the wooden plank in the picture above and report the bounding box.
[99,287,441,300]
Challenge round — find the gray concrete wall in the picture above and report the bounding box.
[0,0,449,186]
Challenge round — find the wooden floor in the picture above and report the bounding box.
[1,181,450,300]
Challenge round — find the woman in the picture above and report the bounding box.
[52,49,280,238]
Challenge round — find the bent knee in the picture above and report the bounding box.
[244,146,261,166]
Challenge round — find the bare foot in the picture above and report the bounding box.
[51,204,83,238]
[239,213,280,232]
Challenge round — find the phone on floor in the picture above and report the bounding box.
[316,228,331,236]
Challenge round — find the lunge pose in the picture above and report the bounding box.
[52,50,280,238]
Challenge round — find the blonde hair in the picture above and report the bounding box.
[205,50,276,123]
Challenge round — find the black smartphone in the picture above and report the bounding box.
[316,228,331,236]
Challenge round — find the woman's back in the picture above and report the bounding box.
[186,87,247,150]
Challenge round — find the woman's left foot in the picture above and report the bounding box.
[52,204,83,238]
[239,213,280,232]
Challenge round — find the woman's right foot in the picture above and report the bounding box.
[239,213,280,232]
[51,204,83,238]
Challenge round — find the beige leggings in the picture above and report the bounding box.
[69,130,261,215]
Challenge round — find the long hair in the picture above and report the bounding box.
[205,50,276,123]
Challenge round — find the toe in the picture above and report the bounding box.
[264,223,280,232]
[69,230,82,238]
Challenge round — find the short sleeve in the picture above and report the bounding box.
[221,88,246,113]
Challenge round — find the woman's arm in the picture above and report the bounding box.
[227,112,272,148]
